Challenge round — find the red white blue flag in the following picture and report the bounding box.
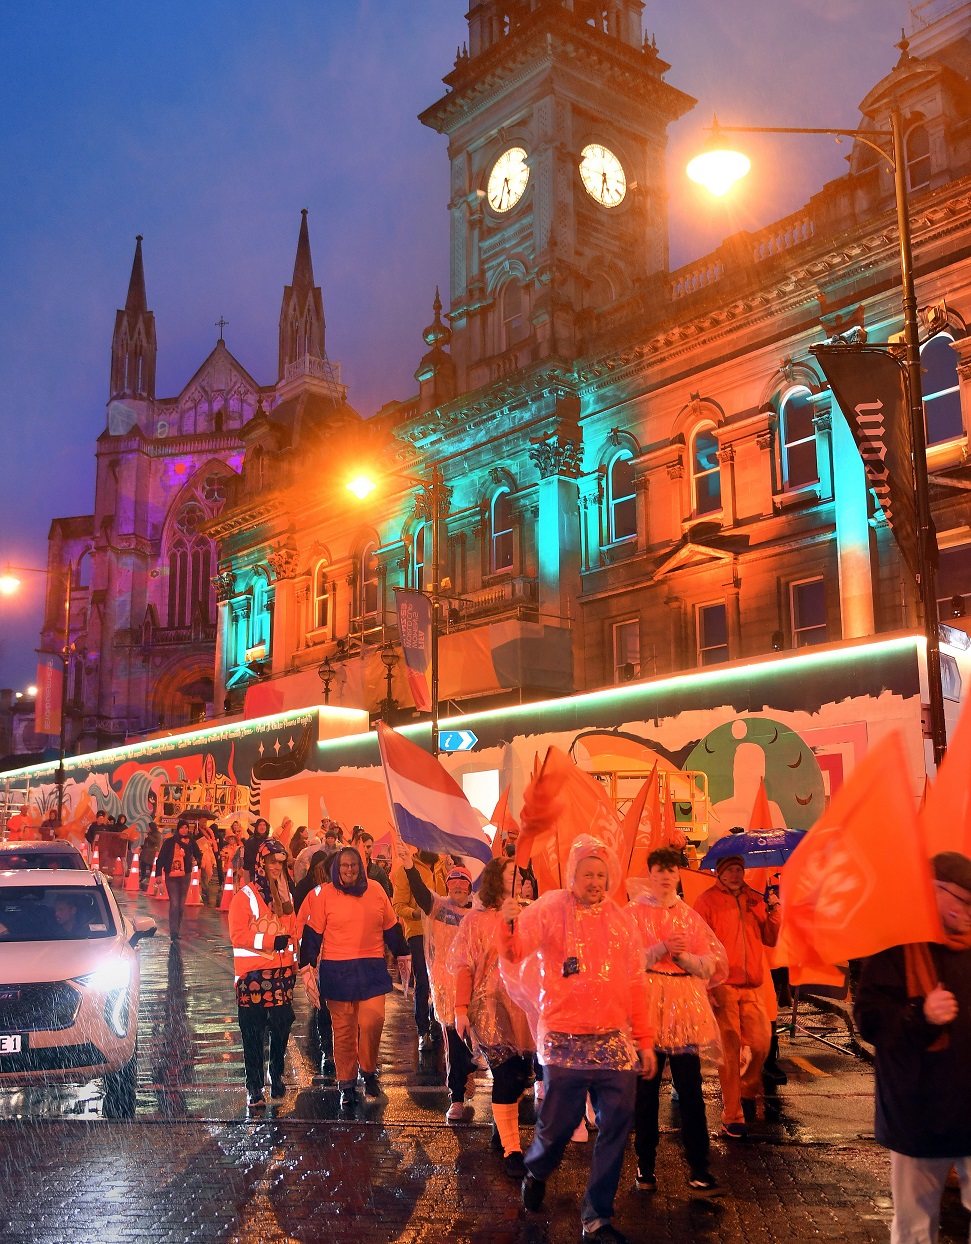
[377,721,492,882]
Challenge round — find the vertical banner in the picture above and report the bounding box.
[394,589,432,713]
[35,657,62,736]
[811,344,919,577]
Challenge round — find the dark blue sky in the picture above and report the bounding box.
[0,0,908,693]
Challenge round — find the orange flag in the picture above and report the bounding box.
[922,695,971,857]
[622,768,655,879]
[747,777,774,832]
[780,731,942,980]
[679,867,716,909]
[490,786,519,859]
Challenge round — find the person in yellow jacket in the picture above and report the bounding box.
[392,850,447,1050]
[228,839,298,1109]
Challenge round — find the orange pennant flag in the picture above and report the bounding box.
[679,866,716,909]
[922,695,971,857]
[490,786,519,859]
[622,768,655,879]
[747,777,774,832]
[780,731,942,977]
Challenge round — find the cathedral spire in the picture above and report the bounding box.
[278,209,326,380]
[110,235,156,403]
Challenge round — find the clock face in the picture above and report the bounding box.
[579,144,627,207]
[487,147,530,213]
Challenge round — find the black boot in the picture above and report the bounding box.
[762,1023,787,1086]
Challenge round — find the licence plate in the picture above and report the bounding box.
[0,1035,22,1054]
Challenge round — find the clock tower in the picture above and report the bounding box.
[420,1,695,392]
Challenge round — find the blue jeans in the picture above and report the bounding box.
[525,1064,637,1230]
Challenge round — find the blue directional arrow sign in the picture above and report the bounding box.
[439,729,478,753]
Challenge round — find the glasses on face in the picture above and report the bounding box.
[936,882,971,912]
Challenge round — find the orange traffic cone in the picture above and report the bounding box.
[124,848,140,892]
[219,864,235,912]
[185,863,203,907]
[91,841,100,871]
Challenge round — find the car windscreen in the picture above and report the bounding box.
[0,886,116,942]
[0,851,86,871]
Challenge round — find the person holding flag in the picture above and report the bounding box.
[499,834,656,1244]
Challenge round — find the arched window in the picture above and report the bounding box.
[492,491,514,572]
[361,544,379,618]
[412,527,426,593]
[922,332,963,445]
[251,575,271,655]
[779,387,819,489]
[189,539,212,623]
[501,281,527,349]
[607,454,636,541]
[313,561,330,631]
[906,124,931,192]
[692,427,721,516]
[168,539,188,627]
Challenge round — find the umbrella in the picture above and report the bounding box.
[700,828,806,871]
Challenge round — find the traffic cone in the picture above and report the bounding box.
[91,841,100,871]
[185,863,203,907]
[219,864,235,912]
[124,848,140,892]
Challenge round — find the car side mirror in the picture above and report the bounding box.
[130,916,157,946]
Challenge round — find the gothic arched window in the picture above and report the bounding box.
[922,332,963,444]
[313,561,330,631]
[906,123,931,192]
[491,490,514,572]
[166,503,215,628]
[607,454,636,541]
[692,426,721,516]
[779,387,819,489]
[501,281,527,350]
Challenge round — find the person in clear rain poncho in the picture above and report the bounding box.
[499,834,656,1244]
[627,846,728,1197]
[448,855,536,1178]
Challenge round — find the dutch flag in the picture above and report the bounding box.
[377,722,493,883]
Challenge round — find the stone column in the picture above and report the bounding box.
[528,410,582,633]
[831,405,875,639]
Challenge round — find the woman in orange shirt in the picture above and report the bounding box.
[299,846,411,1110]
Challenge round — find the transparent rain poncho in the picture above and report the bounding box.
[627,883,727,1058]
[447,904,534,1064]
[423,893,473,1028]
[498,834,652,1070]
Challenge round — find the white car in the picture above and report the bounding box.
[0,868,155,1115]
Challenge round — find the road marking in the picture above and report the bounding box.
[790,1055,831,1078]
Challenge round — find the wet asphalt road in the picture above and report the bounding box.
[0,890,968,1242]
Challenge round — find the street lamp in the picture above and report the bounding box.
[688,108,948,766]
[317,654,336,705]
[379,641,399,722]
[345,464,448,754]
[0,562,76,819]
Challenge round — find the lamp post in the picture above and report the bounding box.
[379,641,399,722]
[316,654,336,705]
[347,464,447,755]
[688,109,948,766]
[0,561,75,820]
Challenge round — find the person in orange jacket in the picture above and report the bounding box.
[228,839,298,1109]
[694,854,781,1138]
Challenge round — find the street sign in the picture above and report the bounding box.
[439,729,478,753]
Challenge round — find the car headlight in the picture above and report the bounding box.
[73,960,132,993]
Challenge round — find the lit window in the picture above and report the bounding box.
[698,602,729,666]
[361,544,379,618]
[692,426,721,515]
[251,576,271,654]
[608,455,636,541]
[313,562,330,631]
[906,124,931,192]
[922,332,963,445]
[492,491,514,572]
[612,619,640,683]
[413,528,425,593]
[791,578,827,648]
[937,545,971,621]
[501,282,527,349]
[780,388,819,489]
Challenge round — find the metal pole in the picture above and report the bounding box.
[429,468,440,757]
[55,562,73,825]
[891,105,947,767]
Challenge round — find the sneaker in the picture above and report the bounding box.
[581,1225,629,1243]
[687,1171,723,1197]
[269,1078,286,1099]
[521,1173,546,1212]
[720,1121,747,1140]
[571,1120,589,1143]
[361,1071,381,1098]
[445,1101,465,1122]
[633,1168,657,1192]
[503,1151,527,1179]
[247,1091,265,1109]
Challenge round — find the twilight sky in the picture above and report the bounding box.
[0,0,910,694]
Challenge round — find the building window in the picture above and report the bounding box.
[411,528,426,593]
[937,545,971,621]
[612,619,640,683]
[790,578,827,647]
[922,332,963,445]
[608,454,636,541]
[780,387,819,489]
[361,544,379,618]
[906,124,931,192]
[698,602,729,666]
[167,536,213,628]
[501,281,527,350]
[250,575,271,656]
[692,426,721,515]
[491,491,514,572]
[313,561,330,631]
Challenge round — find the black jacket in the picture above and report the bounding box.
[155,835,202,877]
[855,942,971,1157]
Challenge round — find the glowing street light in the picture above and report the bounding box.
[346,474,377,501]
[686,119,751,196]
[0,571,22,596]
[26,685,37,697]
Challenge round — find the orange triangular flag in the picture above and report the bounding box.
[679,867,716,909]
[922,696,971,857]
[490,786,519,859]
[780,731,943,973]
[747,777,774,832]
[622,770,654,879]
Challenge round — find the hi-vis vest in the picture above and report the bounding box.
[228,884,297,982]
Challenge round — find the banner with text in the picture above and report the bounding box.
[35,657,62,736]
[395,589,432,713]
[812,344,919,578]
